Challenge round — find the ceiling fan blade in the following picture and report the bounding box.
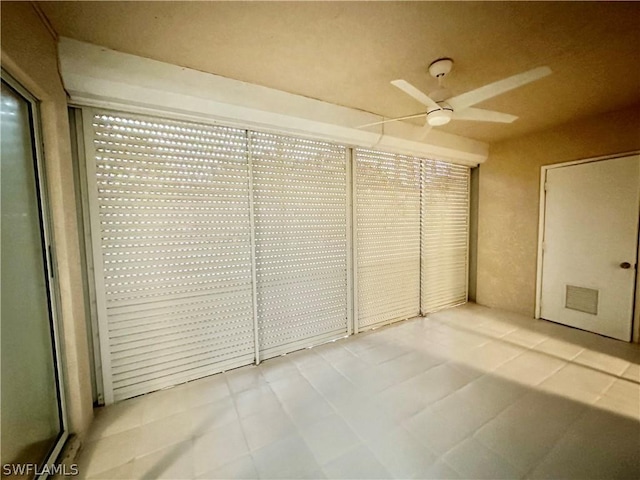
[453,107,518,123]
[391,79,441,111]
[418,123,433,141]
[357,112,427,128]
[448,66,552,111]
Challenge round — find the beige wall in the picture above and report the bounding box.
[1,2,93,436]
[476,104,640,320]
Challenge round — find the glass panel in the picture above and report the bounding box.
[1,81,62,472]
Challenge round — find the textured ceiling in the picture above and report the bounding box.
[38,1,640,144]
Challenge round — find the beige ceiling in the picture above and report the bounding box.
[38,1,640,143]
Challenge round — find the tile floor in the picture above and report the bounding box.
[76,303,640,479]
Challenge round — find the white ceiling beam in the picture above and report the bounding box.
[58,38,488,166]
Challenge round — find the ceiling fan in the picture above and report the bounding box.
[359,58,552,138]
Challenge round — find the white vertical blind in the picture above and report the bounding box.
[421,159,470,313]
[85,110,255,402]
[250,132,349,359]
[354,149,421,330]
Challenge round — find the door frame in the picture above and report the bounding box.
[535,151,640,343]
[1,69,69,475]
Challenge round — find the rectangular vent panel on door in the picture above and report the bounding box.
[250,131,349,360]
[85,110,255,402]
[565,285,599,315]
[354,149,421,330]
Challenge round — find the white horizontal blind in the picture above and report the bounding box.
[85,110,255,402]
[250,132,349,359]
[355,149,421,330]
[421,159,470,313]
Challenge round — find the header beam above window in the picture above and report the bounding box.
[58,37,488,167]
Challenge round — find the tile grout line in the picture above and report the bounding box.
[517,405,592,480]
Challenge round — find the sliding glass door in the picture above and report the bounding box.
[1,74,67,475]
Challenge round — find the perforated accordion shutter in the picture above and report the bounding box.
[355,149,421,330]
[421,159,470,313]
[85,109,255,402]
[250,132,349,359]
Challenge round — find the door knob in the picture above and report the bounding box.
[620,262,632,269]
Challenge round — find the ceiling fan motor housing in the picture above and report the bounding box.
[428,58,454,78]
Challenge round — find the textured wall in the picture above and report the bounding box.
[477,104,640,317]
[1,3,93,436]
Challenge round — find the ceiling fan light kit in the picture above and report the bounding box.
[359,58,552,136]
[427,105,453,126]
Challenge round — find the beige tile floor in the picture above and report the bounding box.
[76,303,640,479]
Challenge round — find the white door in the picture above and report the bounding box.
[540,155,640,341]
